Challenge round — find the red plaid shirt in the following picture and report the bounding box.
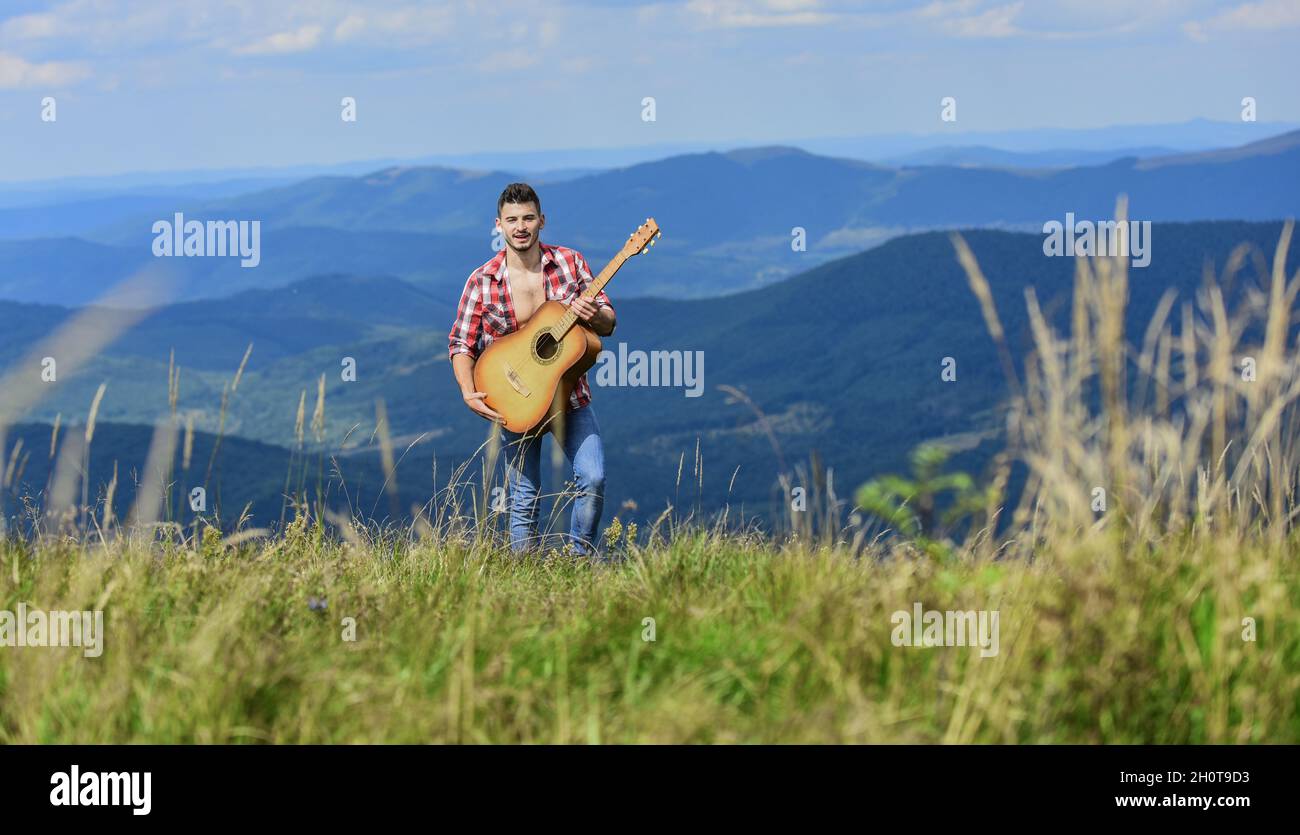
[449,242,615,412]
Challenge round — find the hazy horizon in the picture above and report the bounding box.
[2,117,1296,191]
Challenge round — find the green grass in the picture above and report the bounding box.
[2,518,1296,744]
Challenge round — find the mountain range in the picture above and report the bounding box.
[1,129,1298,307]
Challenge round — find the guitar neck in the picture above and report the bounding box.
[553,252,628,336]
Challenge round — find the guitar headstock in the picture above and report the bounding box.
[622,217,662,258]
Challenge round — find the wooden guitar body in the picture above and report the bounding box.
[473,299,603,436]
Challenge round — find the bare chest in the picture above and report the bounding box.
[506,267,547,323]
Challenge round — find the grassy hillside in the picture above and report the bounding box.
[1,521,1294,744]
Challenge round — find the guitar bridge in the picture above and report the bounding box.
[503,362,531,397]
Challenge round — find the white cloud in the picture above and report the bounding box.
[327,6,455,46]
[476,50,541,73]
[560,55,598,74]
[235,24,324,56]
[939,1,1024,37]
[0,1,455,55]
[1006,0,1183,31]
[685,0,840,28]
[539,19,559,47]
[917,0,982,19]
[333,14,367,41]
[1,1,214,51]
[0,51,91,88]
[1,13,60,39]
[918,0,1193,40]
[782,50,823,65]
[1183,0,1300,40]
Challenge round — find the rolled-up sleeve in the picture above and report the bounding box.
[448,274,483,360]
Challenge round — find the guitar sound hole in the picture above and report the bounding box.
[534,332,559,362]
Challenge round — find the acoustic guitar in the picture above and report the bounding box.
[473,218,661,435]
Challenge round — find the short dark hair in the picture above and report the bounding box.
[498,183,541,217]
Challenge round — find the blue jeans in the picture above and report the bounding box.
[500,403,606,557]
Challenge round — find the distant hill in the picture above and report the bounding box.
[0,419,402,533]
[0,273,452,372]
[4,221,1296,530]
[0,176,323,243]
[0,228,489,307]
[1137,128,1300,169]
[0,195,201,241]
[796,118,1300,159]
[883,145,1178,169]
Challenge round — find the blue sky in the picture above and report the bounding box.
[1,0,1297,180]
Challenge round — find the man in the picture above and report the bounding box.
[448,183,617,558]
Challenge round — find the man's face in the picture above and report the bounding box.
[497,201,544,253]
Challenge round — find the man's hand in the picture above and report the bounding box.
[566,296,615,336]
[568,296,600,323]
[463,390,504,423]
